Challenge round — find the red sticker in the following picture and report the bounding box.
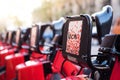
[66,21,82,55]
[16,30,20,44]
[30,27,37,46]
[7,32,12,43]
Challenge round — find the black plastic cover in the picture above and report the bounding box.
[99,34,117,53]
[30,24,55,52]
[62,15,92,67]
[40,24,55,45]
[98,34,120,55]
[92,5,113,44]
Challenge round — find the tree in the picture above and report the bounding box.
[0,19,7,33]
[32,0,53,23]
[32,0,96,22]
[12,16,23,27]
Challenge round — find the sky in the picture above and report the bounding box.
[0,0,42,27]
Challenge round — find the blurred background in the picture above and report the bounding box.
[0,0,120,33]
